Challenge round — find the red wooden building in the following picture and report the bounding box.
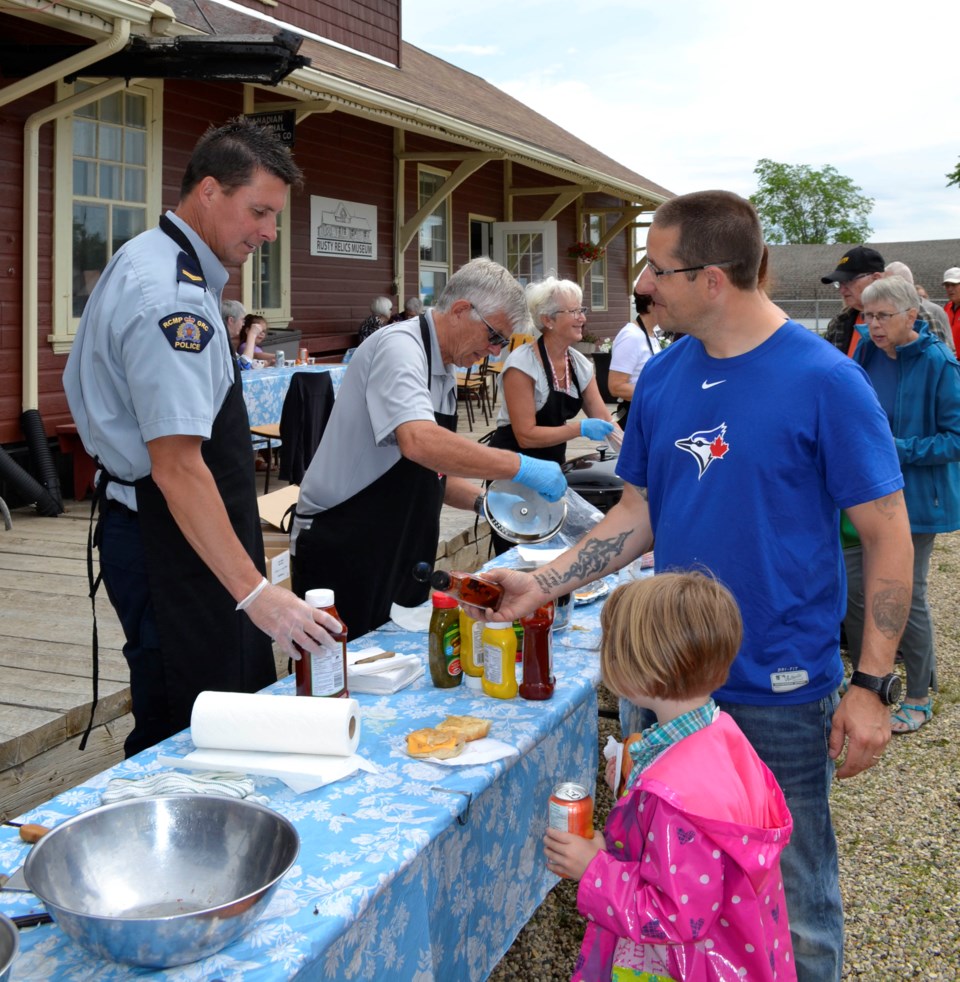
[0,0,671,494]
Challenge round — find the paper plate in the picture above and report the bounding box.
[483,480,566,544]
[574,580,610,605]
[406,737,519,767]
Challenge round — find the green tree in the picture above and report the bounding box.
[749,158,874,244]
[946,158,960,188]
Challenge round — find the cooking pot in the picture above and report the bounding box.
[563,445,623,514]
[22,795,299,968]
[0,913,17,982]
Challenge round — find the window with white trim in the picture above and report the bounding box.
[418,166,450,306]
[588,214,607,311]
[52,80,162,351]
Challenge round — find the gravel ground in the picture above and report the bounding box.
[491,530,960,981]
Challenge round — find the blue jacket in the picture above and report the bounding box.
[853,322,960,533]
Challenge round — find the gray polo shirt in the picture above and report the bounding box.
[293,312,456,545]
[63,212,233,510]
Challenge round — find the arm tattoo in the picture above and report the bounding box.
[873,490,905,521]
[534,531,632,592]
[871,579,910,640]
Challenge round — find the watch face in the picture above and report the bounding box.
[884,674,903,706]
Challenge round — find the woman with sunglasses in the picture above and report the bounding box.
[845,275,960,734]
[487,276,616,550]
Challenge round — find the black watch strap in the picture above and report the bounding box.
[850,670,902,706]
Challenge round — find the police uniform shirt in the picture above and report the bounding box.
[63,212,233,510]
[294,311,456,538]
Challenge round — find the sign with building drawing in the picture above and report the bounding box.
[310,196,377,260]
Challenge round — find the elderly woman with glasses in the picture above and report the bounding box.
[844,275,960,733]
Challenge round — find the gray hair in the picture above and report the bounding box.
[525,276,582,329]
[221,298,245,322]
[884,261,915,285]
[861,275,920,312]
[403,296,424,316]
[370,296,393,317]
[436,257,530,331]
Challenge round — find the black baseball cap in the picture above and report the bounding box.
[820,246,885,284]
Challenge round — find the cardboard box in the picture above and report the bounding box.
[258,486,299,592]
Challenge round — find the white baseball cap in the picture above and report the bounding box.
[943,267,960,284]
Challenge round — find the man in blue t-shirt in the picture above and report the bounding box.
[476,191,913,982]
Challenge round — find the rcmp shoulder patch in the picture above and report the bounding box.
[158,311,214,353]
[176,250,207,289]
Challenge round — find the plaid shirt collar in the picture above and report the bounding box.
[625,699,719,792]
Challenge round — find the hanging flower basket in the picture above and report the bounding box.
[566,241,606,262]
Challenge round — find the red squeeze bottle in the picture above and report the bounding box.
[429,569,504,611]
[295,588,349,698]
[519,602,555,700]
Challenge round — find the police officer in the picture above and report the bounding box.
[64,118,339,757]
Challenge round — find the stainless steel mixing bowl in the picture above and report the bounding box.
[22,795,299,968]
[0,913,18,982]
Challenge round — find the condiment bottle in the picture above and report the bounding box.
[430,569,504,611]
[519,602,555,700]
[481,621,518,699]
[295,588,349,698]
[428,591,462,688]
[459,607,485,690]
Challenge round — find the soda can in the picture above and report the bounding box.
[548,782,594,838]
[276,350,285,368]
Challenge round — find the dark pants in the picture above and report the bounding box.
[97,503,171,757]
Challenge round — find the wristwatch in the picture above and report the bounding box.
[849,670,902,706]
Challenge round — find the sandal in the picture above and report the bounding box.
[890,698,932,735]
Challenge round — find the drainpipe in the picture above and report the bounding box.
[18,17,131,416]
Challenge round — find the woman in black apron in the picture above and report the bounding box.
[487,279,617,553]
[292,315,457,639]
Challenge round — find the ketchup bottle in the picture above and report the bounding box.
[519,602,555,700]
[429,569,504,610]
[295,589,349,697]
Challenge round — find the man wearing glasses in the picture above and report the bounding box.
[820,245,886,355]
[473,192,913,981]
[291,257,565,639]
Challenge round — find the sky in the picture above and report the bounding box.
[402,0,960,244]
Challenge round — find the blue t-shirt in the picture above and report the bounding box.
[617,321,904,705]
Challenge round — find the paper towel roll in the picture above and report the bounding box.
[190,691,361,756]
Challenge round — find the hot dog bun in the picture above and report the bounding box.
[406,728,465,759]
[436,715,491,742]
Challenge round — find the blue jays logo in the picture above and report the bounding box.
[675,423,730,479]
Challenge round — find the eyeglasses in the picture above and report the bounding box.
[644,259,735,279]
[471,305,510,349]
[551,307,589,317]
[863,310,910,324]
[832,273,871,291]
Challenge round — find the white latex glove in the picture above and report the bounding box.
[247,583,341,659]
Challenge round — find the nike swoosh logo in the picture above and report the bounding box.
[701,379,726,389]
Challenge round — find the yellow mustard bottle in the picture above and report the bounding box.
[459,607,485,691]
[481,621,517,699]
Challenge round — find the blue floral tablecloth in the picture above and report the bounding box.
[1,574,614,981]
[242,364,346,427]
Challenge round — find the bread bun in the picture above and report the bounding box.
[406,728,465,759]
[437,715,491,742]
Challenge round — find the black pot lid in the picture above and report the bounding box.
[483,480,566,543]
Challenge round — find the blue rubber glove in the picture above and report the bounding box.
[580,418,616,440]
[514,455,566,503]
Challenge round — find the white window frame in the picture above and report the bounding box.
[417,165,451,305]
[51,78,163,353]
[491,222,558,285]
[588,213,607,312]
[242,184,292,329]
[469,213,495,259]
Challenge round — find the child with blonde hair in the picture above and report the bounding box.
[544,571,795,981]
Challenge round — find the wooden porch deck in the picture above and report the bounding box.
[0,499,131,822]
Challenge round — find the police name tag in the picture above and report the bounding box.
[770,669,809,693]
[159,311,214,353]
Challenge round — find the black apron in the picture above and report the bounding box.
[292,315,457,639]
[487,334,583,464]
[134,217,275,732]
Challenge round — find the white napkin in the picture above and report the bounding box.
[347,647,424,695]
[389,602,432,632]
[158,751,377,795]
[517,545,567,564]
[407,737,519,767]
